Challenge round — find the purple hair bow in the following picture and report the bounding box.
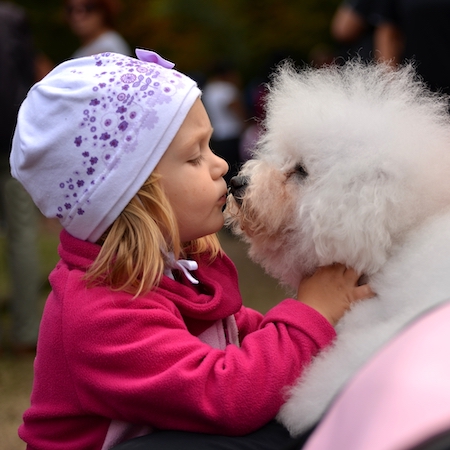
[135,48,175,69]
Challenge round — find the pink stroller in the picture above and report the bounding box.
[299,299,450,450]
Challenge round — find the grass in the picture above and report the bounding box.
[0,218,61,450]
[0,223,288,450]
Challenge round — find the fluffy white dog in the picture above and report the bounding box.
[225,61,450,436]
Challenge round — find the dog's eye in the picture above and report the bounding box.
[294,164,308,178]
[285,163,308,181]
[287,164,308,181]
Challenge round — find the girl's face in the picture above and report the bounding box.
[156,98,229,242]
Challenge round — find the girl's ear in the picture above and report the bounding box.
[298,169,396,275]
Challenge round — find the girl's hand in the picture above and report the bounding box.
[297,264,374,326]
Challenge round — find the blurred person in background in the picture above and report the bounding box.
[375,0,450,96]
[331,0,385,62]
[65,0,131,58]
[0,1,41,352]
[202,60,247,184]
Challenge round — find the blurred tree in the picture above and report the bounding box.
[10,0,77,64]
[123,0,340,78]
[9,0,340,81]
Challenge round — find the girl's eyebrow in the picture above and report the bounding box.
[186,126,214,148]
[204,125,214,140]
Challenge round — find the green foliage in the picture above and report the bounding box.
[123,0,341,80]
[10,0,77,64]
[10,0,341,81]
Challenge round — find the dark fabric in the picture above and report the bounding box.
[281,426,317,450]
[410,427,450,450]
[112,420,302,450]
[377,0,450,95]
[347,0,385,25]
[210,137,241,184]
[336,0,386,62]
[0,2,35,149]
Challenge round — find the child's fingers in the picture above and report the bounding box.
[341,265,361,281]
[317,263,348,276]
[332,265,368,286]
[323,264,374,300]
[338,265,374,300]
[353,283,375,301]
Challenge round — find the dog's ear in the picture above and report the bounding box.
[299,169,398,275]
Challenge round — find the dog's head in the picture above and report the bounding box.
[225,61,450,289]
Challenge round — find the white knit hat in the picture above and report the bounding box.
[10,49,201,242]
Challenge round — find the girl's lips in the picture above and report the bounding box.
[220,194,228,212]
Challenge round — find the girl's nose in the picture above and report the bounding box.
[213,152,229,179]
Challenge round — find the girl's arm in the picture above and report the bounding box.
[30,260,371,439]
[61,293,335,435]
[237,262,373,338]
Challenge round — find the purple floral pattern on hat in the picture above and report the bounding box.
[56,52,190,222]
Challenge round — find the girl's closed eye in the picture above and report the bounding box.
[189,154,205,166]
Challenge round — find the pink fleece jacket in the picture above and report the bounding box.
[19,230,336,449]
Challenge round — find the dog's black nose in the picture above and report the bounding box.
[229,176,249,206]
[230,176,248,192]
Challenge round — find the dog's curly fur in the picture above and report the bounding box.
[225,60,450,435]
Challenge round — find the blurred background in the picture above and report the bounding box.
[3,0,450,447]
[0,0,374,448]
[18,0,341,80]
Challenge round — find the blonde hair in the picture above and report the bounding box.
[85,172,222,296]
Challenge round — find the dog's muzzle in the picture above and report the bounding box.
[229,176,249,206]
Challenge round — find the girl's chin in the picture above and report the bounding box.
[182,222,225,242]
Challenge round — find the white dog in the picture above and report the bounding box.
[225,61,450,436]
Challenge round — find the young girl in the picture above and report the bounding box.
[11,49,372,450]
